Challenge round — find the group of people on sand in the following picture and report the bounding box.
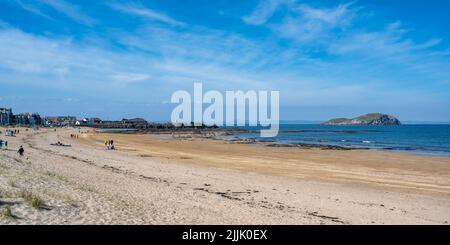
[3,129,18,137]
[0,139,8,150]
[70,134,79,139]
[51,141,70,147]
[105,139,116,150]
[1,135,24,156]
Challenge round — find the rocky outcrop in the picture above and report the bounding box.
[322,113,401,126]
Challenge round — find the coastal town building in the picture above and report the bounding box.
[44,116,77,126]
[0,108,42,126]
[122,118,148,127]
[30,113,43,126]
[90,118,102,124]
[0,108,14,125]
[78,117,103,126]
[1,107,113,127]
[15,113,31,125]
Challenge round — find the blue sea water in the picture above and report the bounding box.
[228,124,450,156]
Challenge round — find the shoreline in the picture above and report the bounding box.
[96,127,450,157]
[4,124,450,156]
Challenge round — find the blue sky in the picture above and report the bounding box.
[0,0,449,122]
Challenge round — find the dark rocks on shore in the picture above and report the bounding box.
[94,121,223,132]
[265,143,368,150]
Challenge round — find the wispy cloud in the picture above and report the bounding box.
[0,25,273,94]
[275,2,357,42]
[328,22,439,56]
[295,2,356,25]
[326,21,450,80]
[110,3,185,27]
[0,27,140,89]
[10,0,95,26]
[110,72,151,84]
[242,0,288,25]
[243,1,450,80]
[40,0,95,26]
[14,0,53,19]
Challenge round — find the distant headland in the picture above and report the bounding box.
[322,113,401,126]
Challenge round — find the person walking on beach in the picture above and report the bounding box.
[4,141,7,150]
[107,139,115,150]
[18,146,24,157]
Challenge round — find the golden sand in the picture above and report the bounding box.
[84,131,450,195]
[1,127,449,224]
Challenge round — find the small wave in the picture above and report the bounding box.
[362,140,371,144]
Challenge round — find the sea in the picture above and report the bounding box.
[224,124,450,156]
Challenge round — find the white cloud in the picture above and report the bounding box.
[295,2,355,27]
[14,0,53,19]
[10,0,95,25]
[242,0,287,25]
[110,72,150,83]
[274,2,357,42]
[39,0,95,26]
[242,1,450,82]
[110,3,185,27]
[243,0,356,39]
[0,25,280,94]
[0,27,143,89]
[112,24,285,76]
[327,21,450,79]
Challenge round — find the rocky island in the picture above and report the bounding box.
[322,113,401,126]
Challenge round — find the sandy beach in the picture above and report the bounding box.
[1,127,449,224]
